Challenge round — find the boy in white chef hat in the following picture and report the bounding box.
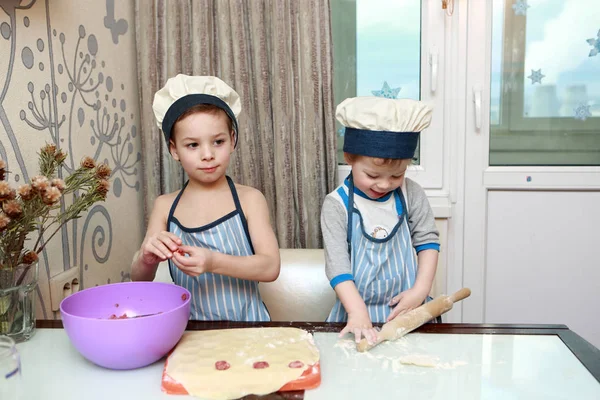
[322,96,440,344]
[131,74,280,321]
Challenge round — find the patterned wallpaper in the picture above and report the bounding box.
[0,0,143,318]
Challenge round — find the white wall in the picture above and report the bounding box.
[431,219,447,299]
[485,191,600,349]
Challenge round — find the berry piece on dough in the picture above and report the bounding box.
[288,361,304,368]
[253,361,270,369]
[215,361,230,371]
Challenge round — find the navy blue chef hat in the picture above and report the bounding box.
[337,96,432,160]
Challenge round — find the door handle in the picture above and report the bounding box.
[429,47,438,93]
[473,87,482,131]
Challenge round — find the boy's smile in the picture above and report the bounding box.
[369,189,387,198]
[346,155,411,200]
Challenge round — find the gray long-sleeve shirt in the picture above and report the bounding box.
[321,177,440,283]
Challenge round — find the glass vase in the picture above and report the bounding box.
[0,262,38,342]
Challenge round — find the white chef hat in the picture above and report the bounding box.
[336,96,432,159]
[152,74,242,147]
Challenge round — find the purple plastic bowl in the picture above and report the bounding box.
[60,281,191,370]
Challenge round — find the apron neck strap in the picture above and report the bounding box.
[167,180,189,223]
[346,174,354,254]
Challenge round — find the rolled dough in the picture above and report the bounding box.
[398,354,439,367]
[165,327,320,400]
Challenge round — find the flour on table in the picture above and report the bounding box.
[334,337,467,370]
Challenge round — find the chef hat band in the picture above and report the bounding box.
[343,128,420,159]
[336,96,432,159]
[161,94,239,147]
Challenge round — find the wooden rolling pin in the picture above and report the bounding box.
[356,288,471,352]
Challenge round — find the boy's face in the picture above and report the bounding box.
[169,110,235,184]
[346,155,411,200]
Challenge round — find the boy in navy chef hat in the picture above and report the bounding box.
[321,96,440,344]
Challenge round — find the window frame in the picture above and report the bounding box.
[334,0,449,195]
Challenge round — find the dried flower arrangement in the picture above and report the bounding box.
[0,144,111,340]
[0,144,111,273]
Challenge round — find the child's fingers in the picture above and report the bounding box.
[172,251,194,267]
[386,306,404,322]
[176,266,202,278]
[164,232,182,245]
[389,294,402,306]
[157,233,181,252]
[339,325,351,338]
[149,241,172,259]
[386,311,395,322]
[370,328,378,343]
[170,257,192,274]
[353,328,363,343]
[177,245,196,255]
[171,256,186,270]
[397,305,410,316]
[365,329,377,345]
[172,254,205,278]
[170,256,181,269]
[172,259,189,272]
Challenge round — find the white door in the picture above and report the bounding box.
[461,0,600,348]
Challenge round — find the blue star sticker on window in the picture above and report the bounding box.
[586,29,600,57]
[371,81,401,99]
[512,0,530,16]
[574,104,592,121]
[527,69,545,84]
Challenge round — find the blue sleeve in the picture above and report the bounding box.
[415,243,440,253]
[329,273,354,289]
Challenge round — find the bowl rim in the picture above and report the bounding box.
[59,281,191,321]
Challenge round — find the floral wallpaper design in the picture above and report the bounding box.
[103,0,128,45]
[0,0,143,318]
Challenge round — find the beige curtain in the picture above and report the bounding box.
[134,0,337,248]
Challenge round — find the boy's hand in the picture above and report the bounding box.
[140,231,182,265]
[171,245,213,277]
[340,311,378,345]
[387,287,428,322]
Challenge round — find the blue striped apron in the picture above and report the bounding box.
[167,176,270,321]
[327,175,435,324]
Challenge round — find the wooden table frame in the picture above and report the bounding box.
[36,321,600,399]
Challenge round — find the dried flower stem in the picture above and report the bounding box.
[0,144,111,272]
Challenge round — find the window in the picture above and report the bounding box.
[331,0,447,191]
[331,0,422,164]
[490,0,600,166]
